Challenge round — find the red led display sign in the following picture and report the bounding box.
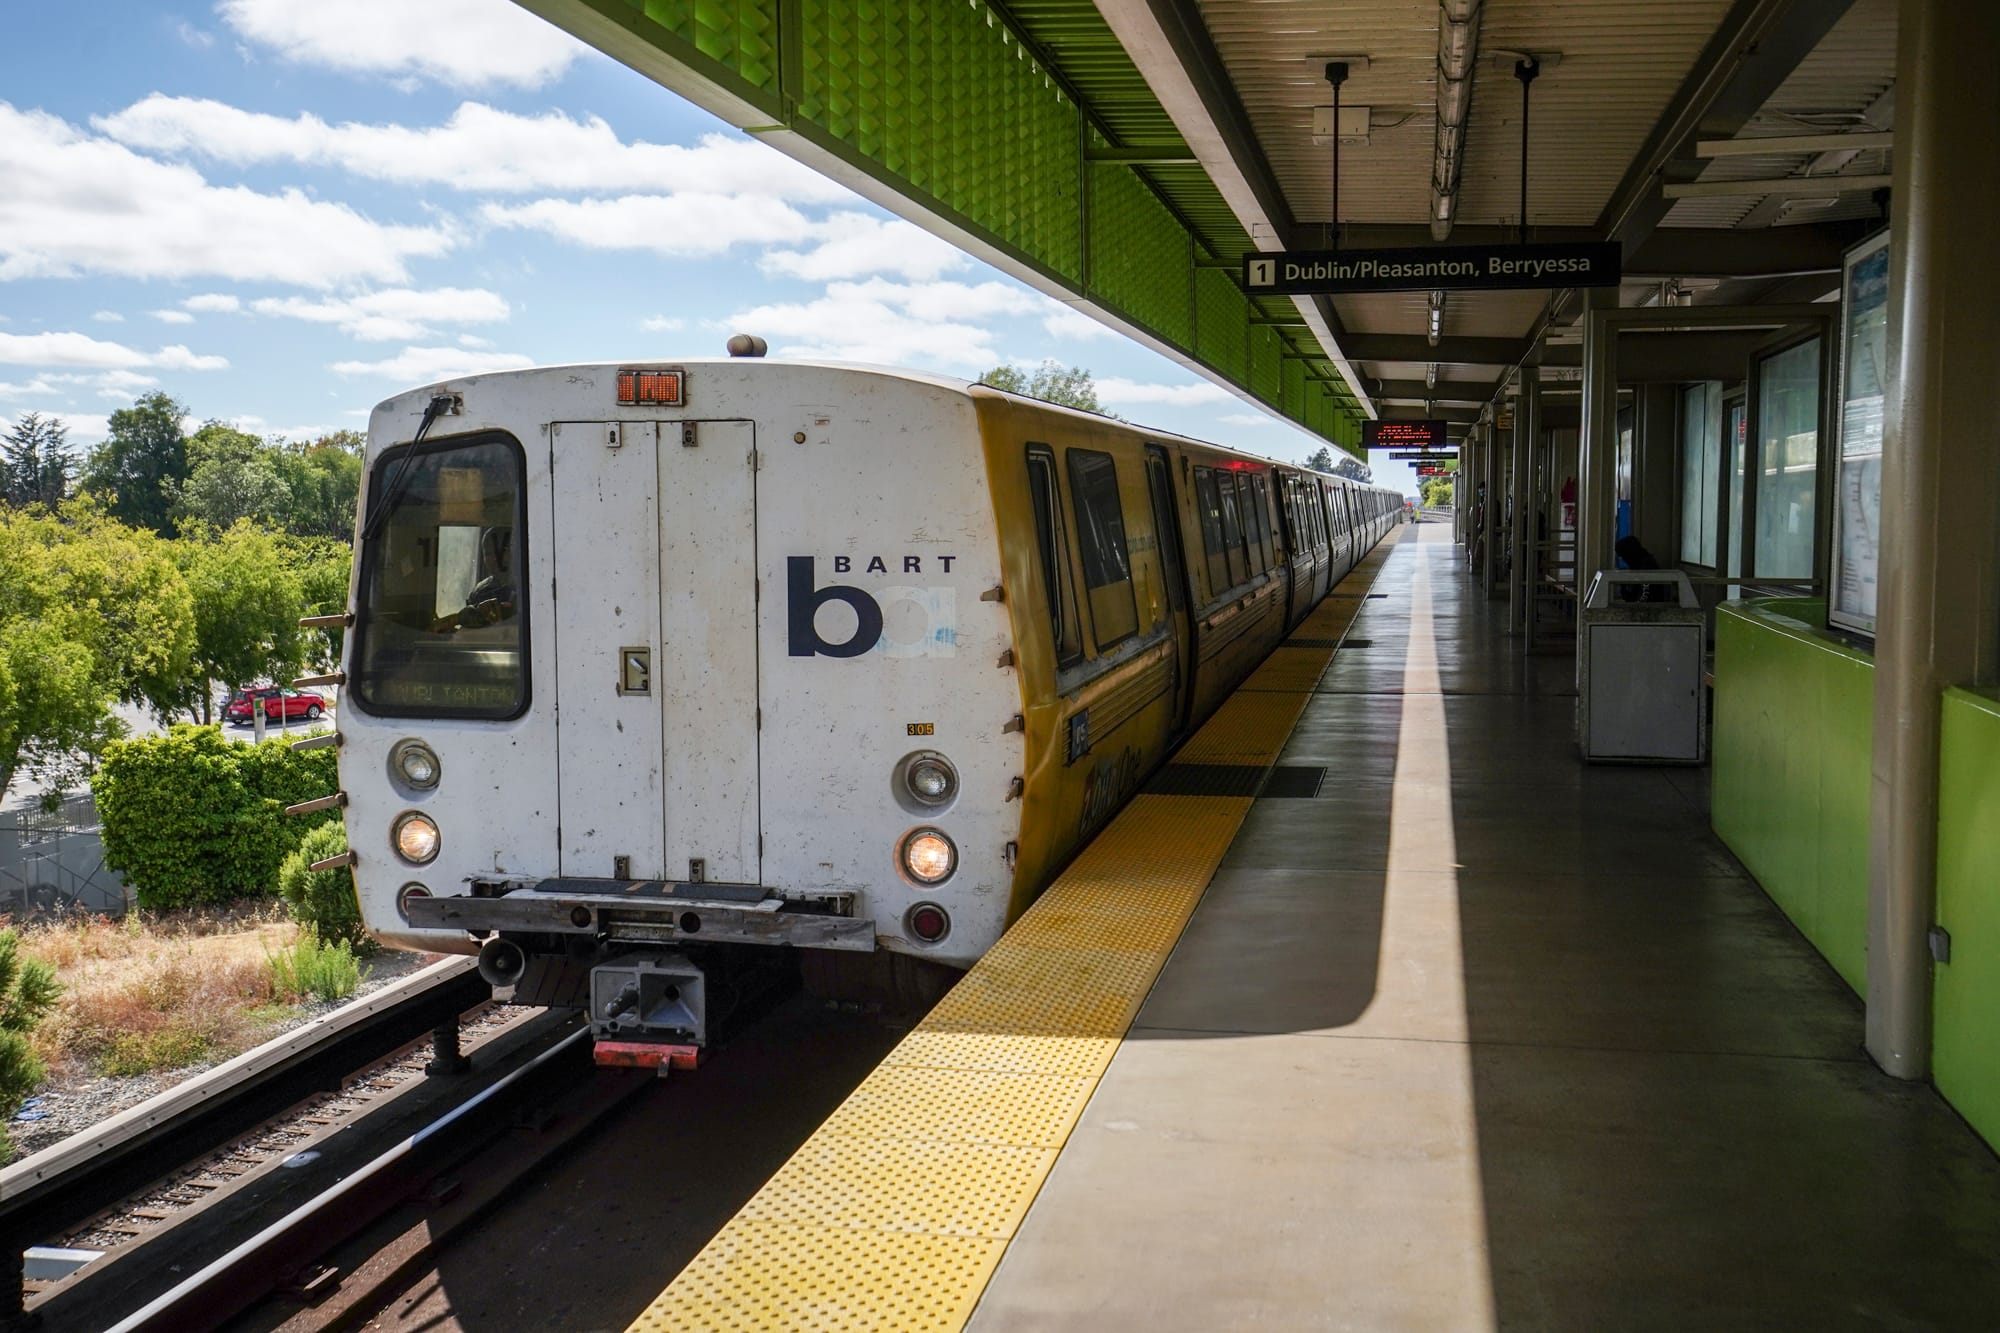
[1362,420,1448,450]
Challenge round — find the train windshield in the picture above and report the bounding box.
[350,432,528,719]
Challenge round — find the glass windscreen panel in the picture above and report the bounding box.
[351,433,528,718]
[1027,449,1083,668]
[1754,338,1822,579]
[1066,449,1139,648]
[1680,381,1722,566]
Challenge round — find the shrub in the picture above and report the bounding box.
[266,930,365,1004]
[93,724,340,909]
[277,821,366,946]
[0,929,62,1156]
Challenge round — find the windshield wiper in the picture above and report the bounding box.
[359,392,459,544]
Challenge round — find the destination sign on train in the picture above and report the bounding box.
[1363,420,1448,450]
[1243,241,1620,295]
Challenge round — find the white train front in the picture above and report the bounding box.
[335,356,1401,1052]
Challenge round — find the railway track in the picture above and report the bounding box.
[0,957,496,1331]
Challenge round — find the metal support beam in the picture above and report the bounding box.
[1867,0,2000,1079]
[1576,287,1619,691]
[1696,130,1893,157]
[1662,173,1892,200]
[1596,0,1859,255]
[1624,222,1868,278]
[1345,334,1529,367]
[1373,378,1499,404]
[1483,413,1503,597]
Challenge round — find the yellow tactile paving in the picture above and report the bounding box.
[628,539,1401,1333]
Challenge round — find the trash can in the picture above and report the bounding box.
[1577,569,1706,764]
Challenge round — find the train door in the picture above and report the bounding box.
[549,421,666,879]
[658,420,761,885]
[1144,445,1195,738]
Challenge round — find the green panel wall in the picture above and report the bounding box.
[1711,599,1873,993]
[1934,687,2000,1154]
[533,0,1361,447]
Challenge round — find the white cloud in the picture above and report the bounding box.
[759,213,967,282]
[97,98,855,202]
[329,345,535,382]
[92,310,124,323]
[1220,412,1277,427]
[0,331,227,371]
[0,103,455,288]
[5,410,109,445]
[1040,305,1114,342]
[1094,377,1233,407]
[458,333,494,348]
[151,309,195,324]
[184,293,240,313]
[482,194,816,257]
[725,279,1045,371]
[639,316,685,333]
[252,287,509,341]
[217,0,588,90]
[175,20,215,49]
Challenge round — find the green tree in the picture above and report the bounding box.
[170,521,309,723]
[981,361,1119,418]
[1303,446,1335,472]
[169,420,285,530]
[1,413,74,508]
[81,392,189,535]
[273,432,364,540]
[282,536,354,669]
[1419,475,1455,508]
[0,505,195,800]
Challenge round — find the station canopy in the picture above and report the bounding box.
[519,0,1895,450]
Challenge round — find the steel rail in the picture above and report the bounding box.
[0,957,490,1321]
[107,1024,594,1333]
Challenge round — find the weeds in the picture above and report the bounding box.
[266,931,366,1004]
[36,947,274,1076]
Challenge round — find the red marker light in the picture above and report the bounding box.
[617,368,684,406]
[907,903,951,944]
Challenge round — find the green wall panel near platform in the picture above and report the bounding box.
[1934,687,2000,1154]
[1712,599,1872,995]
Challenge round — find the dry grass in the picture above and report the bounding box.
[18,902,303,1078]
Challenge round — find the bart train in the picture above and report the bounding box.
[336,357,1400,1050]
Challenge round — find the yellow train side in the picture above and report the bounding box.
[972,388,1399,923]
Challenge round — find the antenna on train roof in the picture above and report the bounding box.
[725,334,768,358]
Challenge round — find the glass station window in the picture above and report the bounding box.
[1754,338,1822,579]
[1066,449,1140,648]
[1027,449,1083,668]
[352,433,528,718]
[1680,381,1723,566]
[1725,402,1748,579]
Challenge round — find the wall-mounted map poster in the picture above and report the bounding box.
[1830,230,1889,638]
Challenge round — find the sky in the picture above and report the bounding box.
[0,0,1416,497]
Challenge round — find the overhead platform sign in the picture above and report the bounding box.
[1389,451,1457,462]
[1244,241,1621,296]
[1363,420,1447,450]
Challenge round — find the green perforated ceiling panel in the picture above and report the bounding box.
[522,0,1362,448]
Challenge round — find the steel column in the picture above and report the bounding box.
[1576,286,1619,690]
[1482,414,1504,597]
[1866,0,2000,1078]
[1510,367,1538,633]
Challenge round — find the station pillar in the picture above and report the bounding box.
[1866,0,2000,1078]
[1576,285,1619,686]
[1510,367,1539,634]
[1482,412,1504,597]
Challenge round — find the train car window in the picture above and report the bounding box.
[1235,473,1267,575]
[1251,475,1275,565]
[1193,467,1229,597]
[1027,448,1084,668]
[1065,449,1140,648]
[1215,473,1249,588]
[351,431,529,719]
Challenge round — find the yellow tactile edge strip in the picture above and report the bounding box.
[628,539,1404,1333]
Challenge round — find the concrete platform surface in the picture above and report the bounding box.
[967,525,2000,1332]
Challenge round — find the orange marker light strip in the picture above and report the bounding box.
[616,369,684,406]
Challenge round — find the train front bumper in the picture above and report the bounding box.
[404,878,876,952]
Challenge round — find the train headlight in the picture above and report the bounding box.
[900,828,957,885]
[392,811,440,864]
[390,739,441,790]
[397,882,431,923]
[902,753,958,807]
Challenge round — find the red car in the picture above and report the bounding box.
[223,687,328,727]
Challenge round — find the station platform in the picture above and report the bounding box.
[631,522,2000,1331]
